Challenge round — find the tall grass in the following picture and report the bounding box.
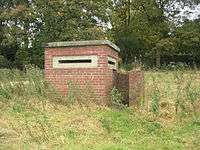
[0,66,65,146]
[0,66,200,149]
[143,65,200,121]
[0,66,63,111]
[150,76,160,115]
[1,65,200,118]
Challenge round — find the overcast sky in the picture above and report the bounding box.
[103,3,200,29]
[177,4,200,21]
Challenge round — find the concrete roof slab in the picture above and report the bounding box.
[45,40,120,52]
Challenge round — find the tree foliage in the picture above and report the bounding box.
[110,0,200,67]
[0,0,199,68]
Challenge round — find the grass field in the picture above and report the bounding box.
[0,68,200,150]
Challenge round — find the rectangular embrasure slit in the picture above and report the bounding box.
[108,56,117,70]
[53,55,98,68]
[108,60,115,65]
[59,59,92,64]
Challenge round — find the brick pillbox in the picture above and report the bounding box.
[44,40,144,106]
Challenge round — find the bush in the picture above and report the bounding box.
[0,55,10,68]
[110,87,125,108]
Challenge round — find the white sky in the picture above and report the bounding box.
[179,4,200,20]
[105,3,200,29]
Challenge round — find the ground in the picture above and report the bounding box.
[0,69,200,150]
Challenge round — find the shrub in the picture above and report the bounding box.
[151,89,160,115]
[110,87,124,108]
[0,55,10,68]
[100,117,111,133]
[66,81,78,105]
[150,76,160,115]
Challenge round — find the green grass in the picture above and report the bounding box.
[0,68,200,149]
[0,104,199,150]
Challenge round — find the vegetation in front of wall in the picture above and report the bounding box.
[110,87,126,109]
[0,66,63,109]
[66,80,98,107]
[0,66,200,149]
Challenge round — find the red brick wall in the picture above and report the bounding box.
[113,72,129,105]
[113,70,144,106]
[45,45,119,105]
[129,70,144,106]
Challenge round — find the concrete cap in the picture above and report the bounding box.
[45,40,120,52]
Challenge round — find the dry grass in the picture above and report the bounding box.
[144,70,200,119]
[0,68,200,149]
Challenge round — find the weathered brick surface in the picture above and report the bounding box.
[129,70,144,106]
[113,72,129,105]
[45,42,145,106]
[45,45,119,105]
[113,70,144,106]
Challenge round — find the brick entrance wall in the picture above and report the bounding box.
[113,72,129,105]
[114,70,144,106]
[128,70,144,106]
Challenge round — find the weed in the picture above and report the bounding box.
[0,67,200,149]
[100,117,112,133]
[12,103,25,113]
[66,80,98,107]
[150,76,160,115]
[66,80,83,106]
[65,130,76,139]
[0,84,11,100]
[110,87,125,108]
[145,121,162,134]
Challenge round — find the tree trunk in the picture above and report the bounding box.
[127,0,131,27]
[156,49,161,68]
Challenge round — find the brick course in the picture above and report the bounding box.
[45,45,119,105]
[45,40,144,106]
[114,70,144,106]
[129,70,144,106]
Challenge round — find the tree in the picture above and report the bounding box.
[110,0,200,67]
[110,0,170,67]
[0,55,10,68]
[173,19,200,65]
[0,0,199,69]
[0,0,112,68]
[0,0,39,68]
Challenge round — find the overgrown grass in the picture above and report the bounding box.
[144,69,200,120]
[0,66,200,149]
